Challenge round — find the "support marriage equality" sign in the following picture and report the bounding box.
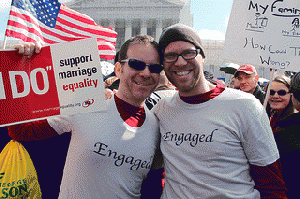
[0,38,107,127]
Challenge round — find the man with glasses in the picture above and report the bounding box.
[153,23,287,198]
[234,64,265,104]
[8,35,163,198]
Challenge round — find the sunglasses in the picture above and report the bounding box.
[120,58,163,74]
[270,89,289,96]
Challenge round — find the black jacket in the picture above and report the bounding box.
[253,85,265,104]
[274,113,300,199]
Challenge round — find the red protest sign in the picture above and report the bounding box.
[0,47,60,126]
[0,38,106,127]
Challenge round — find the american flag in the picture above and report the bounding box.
[5,0,117,60]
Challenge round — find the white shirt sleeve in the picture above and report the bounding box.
[240,98,279,166]
[47,115,73,135]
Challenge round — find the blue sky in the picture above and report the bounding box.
[192,0,233,40]
[0,0,234,41]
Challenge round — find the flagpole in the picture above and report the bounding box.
[2,36,8,50]
[2,0,14,49]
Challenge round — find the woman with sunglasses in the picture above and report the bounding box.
[271,73,300,198]
[266,75,297,133]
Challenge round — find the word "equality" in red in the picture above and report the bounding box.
[63,78,98,92]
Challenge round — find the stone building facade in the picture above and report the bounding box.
[66,0,191,49]
[2,0,272,83]
[66,0,272,83]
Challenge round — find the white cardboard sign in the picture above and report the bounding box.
[0,38,107,127]
[222,0,300,71]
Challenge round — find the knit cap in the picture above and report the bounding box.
[159,23,205,58]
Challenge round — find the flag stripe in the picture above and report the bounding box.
[54,24,90,38]
[56,16,116,42]
[9,6,116,44]
[97,39,116,60]
[97,43,116,51]
[5,0,117,60]
[40,25,85,42]
[59,4,96,26]
[57,8,117,41]
[6,27,116,60]
[58,7,117,38]
[5,30,37,43]
[9,10,41,32]
[59,4,116,36]
[7,10,79,43]
[97,38,116,48]
[8,9,79,41]
[100,55,115,60]
[7,15,44,40]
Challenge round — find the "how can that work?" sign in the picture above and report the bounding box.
[222,0,300,71]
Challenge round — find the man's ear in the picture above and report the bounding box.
[114,62,122,79]
[255,74,259,83]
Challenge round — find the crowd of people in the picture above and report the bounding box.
[1,23,300,199]
[230,65,300,198]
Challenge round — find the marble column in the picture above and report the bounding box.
[109,19,115,31]
[125,19,132,41]
[140,19,147,36]
[173,19,180,24]
[156,19,163,42]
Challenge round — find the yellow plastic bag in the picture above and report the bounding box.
[0,140,42,199]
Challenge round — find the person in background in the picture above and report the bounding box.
[266,75,297,133]
[104,76,119,90]
[229,78,235,88]
[145,71,176,110]
[263,81,270,93]
[272,72,300,198]
[103,52,120,99]
[234,64,265,104]
[229,77,240,89]
[229,79,235,88]
[202,70,225,86]
[8,35,163,199]
[154,23,287,199]
[155,71,176,92]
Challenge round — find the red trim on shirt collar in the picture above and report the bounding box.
[114,95,146,127]
[180,84,226,104]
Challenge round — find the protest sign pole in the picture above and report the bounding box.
[263,68,276,108]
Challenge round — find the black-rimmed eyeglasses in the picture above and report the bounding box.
[120,58,163,74]
[164,49,201,63]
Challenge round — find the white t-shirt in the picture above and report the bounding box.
[145,89,177,110]
[48,97,160,199]
[153,88,279,199]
